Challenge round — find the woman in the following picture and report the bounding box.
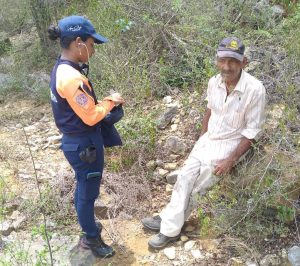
[48,15,124,258]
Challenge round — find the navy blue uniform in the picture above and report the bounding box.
[50,58,123,238]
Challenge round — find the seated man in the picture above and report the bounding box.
[142,37,266,249]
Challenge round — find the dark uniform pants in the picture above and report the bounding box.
[61,128,104,238]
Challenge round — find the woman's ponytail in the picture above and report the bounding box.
[48,24,60,40]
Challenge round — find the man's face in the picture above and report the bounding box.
[216,57,246,85]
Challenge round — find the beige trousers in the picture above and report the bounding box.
[160,141,218,237]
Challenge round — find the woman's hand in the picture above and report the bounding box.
[106,92,125,105]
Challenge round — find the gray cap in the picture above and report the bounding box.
[217,37,245,62]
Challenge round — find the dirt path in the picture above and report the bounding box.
[0,100,172,265]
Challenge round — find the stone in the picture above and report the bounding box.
[260,254,282,266]
[245,61,260,73]
[163,96,172,104]
[170,124,178,131]
[230,257,244,266]
[173,261,180,266]
[164,246,176,260]
[271,5,284,18]
[164,136,186,155]
[69,244,96,266]
[245,261,258,266]
[288,246,300,266]
[0,220,13,236]
[12,216,26,230]
[157,106,178,129]
[191,249,204,259]
[166,184,173,194]
[157,168,169,177]
[166,170,180,184]
[184,240,196,251]
[164,163,177,171]
[184,225,195,232]
[189,109,198,118]
[146,160,156,170]
[155,159,164,167]
[47,135,62,145]
[180,235,189,242]
[200,239,220,252]
[10,210,21,220]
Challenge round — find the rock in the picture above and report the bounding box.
[267,104,285,129]
[164,163,177,171]
[172,261,180,266]
[156,106,178,129]
[230,257,244,266]
[163,96,172,104]
[260,254,282,266]
[271,5,284,18]
[24,125,37,131]
[288,246,300,266]
[18,173,33,179]
[180,235,189,242]
[200,239,220,253]
[28,72,51,91]
[157,168,169,177]
[245,61,260,73]
[155,159,164,167]
[69,244,96,266]
[184,240,196,251]
[0,73,12,87]
[164,246,176,260]
[166,184,173,194]
[164,136,186,155]
[170,124,178,131]
[47,135,62,145]
[189,109,198,118]
[184,225,195,232]
[166,170,180,184]
[10,210,21,220]
[12,216,26,230]
[0,220,13,236]
[146,160,156,170]
[191,249,204,259]
[245,261,258,266]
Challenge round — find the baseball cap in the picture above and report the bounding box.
[58,15,108,44]
[217,37,245,62]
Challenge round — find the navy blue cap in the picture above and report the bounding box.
[217,37,245,62]
[58,15,108,44]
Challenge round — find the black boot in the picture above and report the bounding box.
[80,235,115,258]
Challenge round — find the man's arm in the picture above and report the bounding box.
[200,108,211,136]
[214,137,253,176]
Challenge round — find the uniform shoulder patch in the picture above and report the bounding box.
[75,93,88,106]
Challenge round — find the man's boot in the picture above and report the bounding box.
[141,215,161,231]
[80,235,115,258]
[148,233,180,249]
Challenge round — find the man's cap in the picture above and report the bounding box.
[58,15,108,44]
[217,37,245,62]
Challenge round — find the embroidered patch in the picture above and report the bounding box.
[67,25,82,32]
[76,93,88,106]
[226,40,239,50]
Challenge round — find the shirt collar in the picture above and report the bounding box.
[218,70,246,94]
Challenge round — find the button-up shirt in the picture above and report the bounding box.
[194,70,266,165]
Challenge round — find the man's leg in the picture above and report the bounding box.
[159,155,202,237]
[184,165,217,220]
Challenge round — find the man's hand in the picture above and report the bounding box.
[214,158,235,176]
